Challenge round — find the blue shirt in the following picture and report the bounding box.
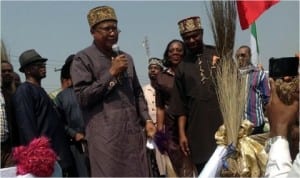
[240,65,270,127]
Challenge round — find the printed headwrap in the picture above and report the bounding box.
[148,57,164,68]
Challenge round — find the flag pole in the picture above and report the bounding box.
[250,22,260,66]
[142,36,151,59]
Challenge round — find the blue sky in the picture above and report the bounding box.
[1,0,299,92]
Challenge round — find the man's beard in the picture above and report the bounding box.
[149,74,157,81]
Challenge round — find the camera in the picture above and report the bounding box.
[269,57,298,79]
[269,57,299,105]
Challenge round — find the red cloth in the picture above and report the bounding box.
[237,0,280,30]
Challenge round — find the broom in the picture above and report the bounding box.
[205,2,268,177]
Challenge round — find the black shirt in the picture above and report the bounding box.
[168,45,223,164]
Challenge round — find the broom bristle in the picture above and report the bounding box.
[206,1,237,59]
[215,59,247,146]
[206,1,246,146]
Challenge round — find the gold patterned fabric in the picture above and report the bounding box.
[215,120,268,177]
[197,54,209,84]
[178,16,202,35]
[87,6,117,28]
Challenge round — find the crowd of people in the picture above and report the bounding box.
[1,5,299,178]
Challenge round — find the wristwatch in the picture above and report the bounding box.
[265,136,287,153]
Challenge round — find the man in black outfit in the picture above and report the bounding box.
[13,49,76,177]
[169,16,223,173]
[56,54,90,177]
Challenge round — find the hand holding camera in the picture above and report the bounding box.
[269,56,299,105]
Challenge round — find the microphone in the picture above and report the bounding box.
[112,44,127,84]
[112,44,120,56]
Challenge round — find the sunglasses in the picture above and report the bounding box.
[32,63,46,68]
[236,53,247,58]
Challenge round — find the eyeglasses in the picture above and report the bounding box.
[236,53,247,58]
[32,63,46,68]
[96,26,120,33]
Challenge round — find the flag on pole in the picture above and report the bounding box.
[237,0,280,30]
[250,22,259,65]
[237,0,280,67]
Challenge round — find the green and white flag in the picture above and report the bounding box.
[250,22,259,66]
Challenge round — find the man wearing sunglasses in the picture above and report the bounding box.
[235,45,270,134]
[13,49,76,176]
[168,16,223,173]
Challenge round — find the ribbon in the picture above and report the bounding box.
[215,120,268,177]
[221,143,237,170]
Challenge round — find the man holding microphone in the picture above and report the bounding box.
[70,5,156,177]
